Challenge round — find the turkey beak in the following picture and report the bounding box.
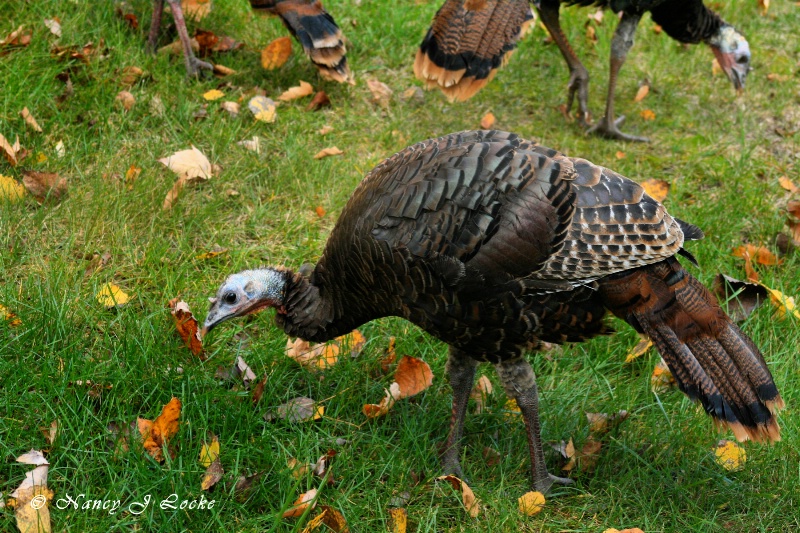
[202,297,221,337]
[713,48,747,93]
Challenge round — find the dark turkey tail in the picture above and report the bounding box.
[600,257,783,442]
[414,0,534,102]
[252,0,352,83]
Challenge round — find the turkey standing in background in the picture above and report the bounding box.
[203,130,781,492]
[415,0,751,142]
[147,0,351,82]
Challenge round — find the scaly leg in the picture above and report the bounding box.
[147,0,165,53]
[165,0,213,77]
[495,357,573,493]
[536,0,590,126]
[587,11,649,142]
[440,347,479,479]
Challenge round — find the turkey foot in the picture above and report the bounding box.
[535,473,574,493]
[440,349,478,482]
[565,65,590,127]
[587,115,649,143]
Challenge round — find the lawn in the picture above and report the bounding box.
[1,0,799,531]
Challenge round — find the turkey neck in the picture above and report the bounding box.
[649,0,723,44]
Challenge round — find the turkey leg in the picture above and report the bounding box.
[495,357,573,493]
[148,0,214,77]
[147,0,165,53]
[536,0,591,126]
[587,11,649,142]
[441,348,479,479]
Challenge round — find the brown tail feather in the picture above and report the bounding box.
[252,0,352,83]
[600,257,782,443]
[415,0,534,102]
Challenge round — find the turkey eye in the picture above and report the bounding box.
[736,55,748,64]
[223,292,237,304]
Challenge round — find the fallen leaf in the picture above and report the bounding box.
[201,458,223,491]
[252,374,267,405]
[633,83,650,102]
[318,125,334,135]
[203,89,224,101]
[287,457,309,479]
[367,79,392,107]
[124,165,140,189]
[712,274,768,323]
[248,95,277,123]
[20,107,42,132]
[306,91,331,111]
[651,357,676,393]
[732,244,781,266]
[0,175,25,202]
[480,112,496,129]
[315,205,326,217]
[624,335,653,363]
[220,101,240,117]
[363,382,401,418]
[237,136,260,153]
[199,435,220,467]
[40,420,59,445]
[779,176,799,193]
[182,0,212,20]
[115,90,135,111]
[586,411,628,436]
[765,287,800,320]
[0,26,32,48]
[194,29,243,55]
[0,304,22,327]
[282,488,317,518]
[261,36,292,70]
[167,298,205,358]
[615,151,625,159]
[585,23,597,43]
[758,0,769,15]
[267,397,324,423]
[639,109,656,121]
[195,245,228,259]
[44,18,62,37]
[518,491,545,516]
[470,375,493,414]
[316,506,349,532]
[364,356,433,418]
[314,147,343,160]
[311,450,337,478]
[10,451,53,533]
[379,336,397,373]
[96,283,131,308]
[233,471,264,498]
[213,63,236,77]
[21,171,67,203]
[400,86,424,103]
[0,133,23,166]
[437,475,480,518]
[279,81,314,102]
[140,397,181,462]
[714,439,746,471]
[163,178,185,210]
[388,508,407,533]
[158,146,214,182]
[236,355,257,388]
[119,66,145,87]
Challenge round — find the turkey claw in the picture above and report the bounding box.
[534,473,574,494]
[565,66,590,127]
[186,56,214,78]
[587,115,650,143]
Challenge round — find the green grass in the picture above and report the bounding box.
[1,0,799,531]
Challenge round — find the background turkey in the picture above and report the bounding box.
[415,0,751,141]
[148,0,351,81]
[203,130,782,493]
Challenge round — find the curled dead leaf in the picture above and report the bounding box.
[314,147,343,160]
[201,458,223,491]
[278,81,314,102]
[140,397,181,462]
[20,107,42,132]
[633,83,650,102]
[168,298,205,358]
[712,274,768,323]
[436,475,480,518]
[261,36,292,70]
[22,170,67,203]
[282,488,317,518]
[307,91,331,111]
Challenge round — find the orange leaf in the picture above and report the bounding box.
[639,109,656,121]
[437,475,480,518]
[261,36,292,70]
[142,397,181,461]
[480,112,496,129]
[633,84,649,102]
[615,151,625,160]
[394,355,433,398]
[651,358,676,392]
[182,0,211,20]
[168,298,205,358]
[283,488,317,518]
[314,147,343,160]
[779,176,799,193]
[315,205,326,217]
[732,244,781,266]
[641,178,669,202]
[278,81,314,102]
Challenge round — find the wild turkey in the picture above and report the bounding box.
[415,0,751,142]
[203,130,782,492]
[147,0,351,82]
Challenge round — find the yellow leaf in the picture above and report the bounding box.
[200,458,223,490]
[639,109,656,121]
[779,176,799,194]
[1,304,22,327]
[199,435,220,467]
[641,178,669,202]
[278,81,313,102]
[96,283,131,308]
[437,475,480,518]
[195,247,228,260]
[765,287,800,319]
[503,398,522,421]
[518,491,546,515]
[142,397,181,462]
[260,36,292,70]
[283,488,317,518]
[758,0,769,14]
[714,439,746,471]
[480,112,496,129]
[314,147,344,159]
[182,0,211,20]
[625,335,653,363]
[0,174,25,202]
[651,358,676,393]
[203,89,224,101]
[248,96,276,123]
[388,508,407,533]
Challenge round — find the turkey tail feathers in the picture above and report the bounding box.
[415,0,534,102]
[601,257,783,443]
[255,0,352,83]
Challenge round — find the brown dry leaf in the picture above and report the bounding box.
[20,107,43,132]
[267,397,324,423]
[624,334,653,363]
[787,218,800,248]
[615,151,625,159]
[518,491,546,516]
[308,506,349,532]
[640,178,669,202]
[364,356,433,418]
[0,175,25,202]
[167,298,205,358]
[586,411,628,436]
[315,205,326,217]
[279,81,314,102]
[195,245,228,260]
[388,508,407,533]
[480,112,496,129]
[237,136,260,153]
[199,434,220,467]
[314,146,343,160]
[236,355,257,388]
[182,0,212,20]
[119,66,144,87]
[758,0,769,15]
[367,79,393,107]
[732,244,781,266]
[779,176,799,193]
[765,287,800,320]
[633,83,650,102]
[22,171,67,203]
[470,375,493,414]
[587,9,604,23]
[261,36,292,70]
[125,165,141,189]
[252,374,267,405]
[585,23,597,43]
[301,510,327,532]
[201,458,224,490]
[318,125,334,135]
[140,397,181,462]
[712,274,768,323]
[248,95,277,123]
[714,439,746,471]
[96,283,131,308]
[163,177,185,211]
[1,26,32,48]
[0,133,23,166]
[285,330,365,370]
[10,451,53,533]
[194,29,242,56]
[651,358,676,393]
[307,91,331,111]
[158,145,214,182]
[640,109,656,121]
[44,18,62,37]
[282,488,317,518]
[116,90,135,111]
[437,475,480,518]
[220,101,240,117]
[0,304,22,327]
[40,420,58,445]
[213,63,236,77]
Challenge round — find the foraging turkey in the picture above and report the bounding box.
[415,0,751,141]
[147,0,351,82]
[203,130,781,492]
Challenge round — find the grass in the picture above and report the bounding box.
[1,0,798,531]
